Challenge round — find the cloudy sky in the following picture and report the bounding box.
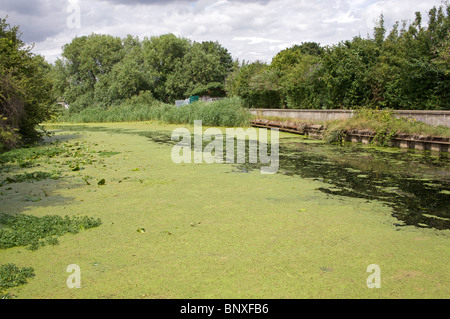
[1,0,446,64]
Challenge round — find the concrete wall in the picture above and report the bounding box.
[250,109,450,128]
[395,110,450,128]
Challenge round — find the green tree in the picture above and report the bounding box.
[93,38,153,106]
[249,67,283,107]
[365,21,406,107]
[319,36,377,108]
[0,17,54,149]
[280,54,323,109]
[200,40,234,80]
[269,42,324,108]
[166,41,233,100]
[271,42,323,72]
[53,33,124,111]
[226,61,282,108]
[389,5,449,109]
[141,34,191,102]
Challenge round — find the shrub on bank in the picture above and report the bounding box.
[323,108,450,145]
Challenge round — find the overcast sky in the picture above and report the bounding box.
[1,0,447,64]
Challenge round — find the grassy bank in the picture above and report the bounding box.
[255,108,450,146]
[56,96,251,128]
[327,108,450,140]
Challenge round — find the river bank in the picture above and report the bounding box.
[251,116,450,153]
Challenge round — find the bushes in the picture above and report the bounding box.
[225,61,283,109]
[158,97,251,127]
[0,121,20,151]
[323,107,450,145]
[226,4,450,110]
[1,18,54,150]
[57,96,251,127]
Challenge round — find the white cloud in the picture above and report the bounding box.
[323,11,360,24]
[232,36,283,44]
[0,0,446,64]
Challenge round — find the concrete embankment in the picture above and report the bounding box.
[251,119,450,153]
[250,109,450,128]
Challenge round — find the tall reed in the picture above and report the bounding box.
[56,97,251,127]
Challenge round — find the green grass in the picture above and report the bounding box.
[0,122,448,298]
[327,108,450,139]
[56,96,252,128]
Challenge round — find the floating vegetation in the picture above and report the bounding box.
[0,147,65,165]
[98,151,120,157]
[42,124,450,230]
[1,171,60,184]
[0,263,35,298]
[0,214,102,251]
[23,195,42,202]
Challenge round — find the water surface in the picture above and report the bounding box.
[47,124,450,230]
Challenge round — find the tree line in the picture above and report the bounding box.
[1,3,449,150]
[53,33,234,112]
[226,4,450,110]
[0,17,53,149]
[53,3,450,113]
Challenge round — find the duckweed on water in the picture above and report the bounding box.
[1,171,60,184]
[48,124,450,230]
[269,141,450,230]
[1,122,446,299]
[0,147,66,168]
[0,214,102,251]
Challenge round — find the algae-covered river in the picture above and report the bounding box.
[0,122,449,298]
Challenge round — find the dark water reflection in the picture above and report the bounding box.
[274,138,450,230]
[47,125,450,230]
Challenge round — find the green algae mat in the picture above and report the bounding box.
[0,122,449,298]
